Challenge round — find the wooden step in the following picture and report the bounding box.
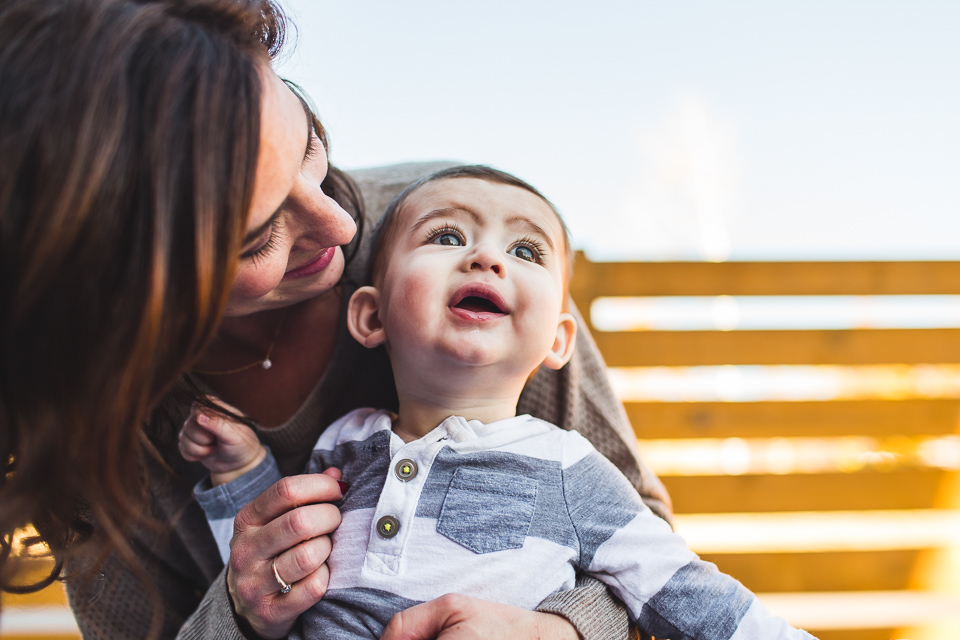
[626,398,960,439]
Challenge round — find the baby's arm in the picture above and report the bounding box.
[178,403,266,486]
[561,432,816,640]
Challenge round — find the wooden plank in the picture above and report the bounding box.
[570,255,960,301]
[814,631,900,640]
[593,327,960,366]
[3,558,67,607]
[759,591,960,635]
[1,583,68,608]
[662,469,947,514]
[703,550,921,593]
[626,399,960,439]
[0,635,78,640]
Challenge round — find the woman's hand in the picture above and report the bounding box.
[226,469,345,639]
[380,594,579,640]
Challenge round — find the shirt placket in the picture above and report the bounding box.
[362,431,448,577]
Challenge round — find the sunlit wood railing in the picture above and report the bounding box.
[571,252,960,640]
[1,554,76,639]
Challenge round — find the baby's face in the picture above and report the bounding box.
[375,178,570,378]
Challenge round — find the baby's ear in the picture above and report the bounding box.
[347,286,387,348]
[542,312,577,370]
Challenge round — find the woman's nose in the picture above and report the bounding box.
[288,176,357,248]
[466,243,503,276]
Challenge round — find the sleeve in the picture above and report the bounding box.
[176,568,249,640]
[560,434,815,640]
[66,551,245,640]
[65,477,250,639]
[519,301,670,640]
[193,449,283,565]
[536,574,640,640]
[518,301,673,526]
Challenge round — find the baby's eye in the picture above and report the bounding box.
[427,225,466,246]
[434,233,463,246]
[509,242,542,263]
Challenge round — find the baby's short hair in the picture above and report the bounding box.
[367,165,573,289]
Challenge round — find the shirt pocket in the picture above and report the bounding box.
[436,467,538,554]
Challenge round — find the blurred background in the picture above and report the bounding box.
[3,1,959,638]
[279,0,960,263]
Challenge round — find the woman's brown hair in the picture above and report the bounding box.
[0,0,286,600]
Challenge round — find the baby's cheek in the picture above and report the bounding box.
[382,278,435,333]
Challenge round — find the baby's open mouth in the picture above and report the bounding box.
[454,296,505,314]
[449,285,509,317]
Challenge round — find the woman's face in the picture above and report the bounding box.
[227,66,357,316]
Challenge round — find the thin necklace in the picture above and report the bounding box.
[192,311,286,376]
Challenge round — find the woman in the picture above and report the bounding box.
[1,1,671,638]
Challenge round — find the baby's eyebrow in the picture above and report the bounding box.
[410,206,481,232]
[506,216,556,252]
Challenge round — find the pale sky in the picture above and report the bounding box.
[275,1,960,261]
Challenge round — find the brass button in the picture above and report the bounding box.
[394,459,418,481]
[377,515,400,539]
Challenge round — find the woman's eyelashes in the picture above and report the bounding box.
[304,131,321,164]
[241,224,282,265]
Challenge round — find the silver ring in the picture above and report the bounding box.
[272,558,292,594]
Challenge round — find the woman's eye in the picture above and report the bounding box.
[240,225,280,263]
[433,232,463,246]
[510,244,539,263]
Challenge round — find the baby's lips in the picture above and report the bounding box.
[337,480,350,496]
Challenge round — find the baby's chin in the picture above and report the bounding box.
[440,343,543,378]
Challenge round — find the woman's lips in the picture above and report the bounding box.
[283,247,336,280]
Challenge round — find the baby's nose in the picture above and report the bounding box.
[471,261,501,275]
[468,243,503,275]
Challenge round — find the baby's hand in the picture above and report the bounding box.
[179,401,266,486]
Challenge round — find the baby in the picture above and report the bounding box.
[181,166,815,639]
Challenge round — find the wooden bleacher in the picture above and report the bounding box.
[1,557,75,639]
[3,257,960,638]
[570,253,960,640]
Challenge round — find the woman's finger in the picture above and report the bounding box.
[243,502,341,561]
[381,595,460,640]
[271,560,331,615]
[225,471,345,639]
[291,560,331,605]
[272,534,332,587]
[234,473,344,532]
[379,594,578,640]
[230,500,340,579]
[319,466,342,481]
[232,560,331,639]
[226,513,337,639]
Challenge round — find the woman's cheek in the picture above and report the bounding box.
[229,263,286,301]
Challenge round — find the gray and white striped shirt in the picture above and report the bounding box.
[197,408,814,640]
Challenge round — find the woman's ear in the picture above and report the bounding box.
[542,312,577,370]
[347,286,387,348]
